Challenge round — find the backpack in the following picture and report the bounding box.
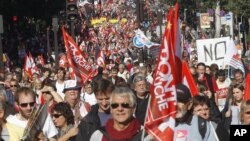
[98,126,143,141]
[198,116,207,139]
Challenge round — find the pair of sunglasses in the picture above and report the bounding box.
[52,114,62,118]
[111,103,131,109]
[245,111,250,115]
[19,102,35,108]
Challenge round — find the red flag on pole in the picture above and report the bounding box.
[173,3,182,84]
[96,49,105,67]
[23,54,33,79]
[62,27,95,84]
[182,61,199,96]
[144,5,178,141]
[244,74,250,100]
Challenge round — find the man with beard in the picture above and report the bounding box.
[6,87,58,141]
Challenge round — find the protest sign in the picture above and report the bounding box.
[200,13,211,29]
[196,37,230,68]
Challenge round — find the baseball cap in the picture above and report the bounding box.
[176,84,192,103]
[63,80,81,93]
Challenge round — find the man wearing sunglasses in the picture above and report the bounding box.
[89,86,150,141]
[5,79,19,106]
[6,87,58,140]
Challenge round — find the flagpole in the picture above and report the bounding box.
[141,94,151,141]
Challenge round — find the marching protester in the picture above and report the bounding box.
[0,101,9,140]
[132,73,150,125]
[76,79,114,141]
[174,84,217,140]
[5,79,19,106]
[191,95,229,141]
[215,69,231,111]
[6,87,58,141]
[81,81,97,106]
[51,102,78,141]
[40,83,63,113]
[223,84,245,131]
[89,86,149,141]
[54,67,67,99]
[240,99,250,125]
[63,80,91,123]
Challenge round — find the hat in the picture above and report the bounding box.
[176,84,192,103]
[63,80,82,93]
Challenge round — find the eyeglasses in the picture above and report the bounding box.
[245,111,250,115]
[52,114,62,118]
[111,103,131,109]
[19,102,35,108]
[10,85,18,87]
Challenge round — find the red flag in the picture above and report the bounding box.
[28,52,39,75]
[59,54,68,68]
[62,27,95,84]
[96,49,105,67]
[182,61,199,96]
[23,55,33,79]
[244,74,250,100]
[145,6,177,141]
[229,54,245,74]
[173,3,182,84]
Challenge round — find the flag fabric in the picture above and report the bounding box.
[23,55,33,79]
[228,54,245,74]
[223,39,238,67]
[133,29,160,48]
[244,74,250,100]
[59,54,68,68]
[28,52,39,75]
[62,27,95,84]
[96,49,105,67]
[144,5,178,141]
[23,53,39,79]
[182,61,199,96]
[173,3,182,84]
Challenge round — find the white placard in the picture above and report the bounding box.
[196,37,230,68]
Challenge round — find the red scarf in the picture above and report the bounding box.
[102,118,141,141]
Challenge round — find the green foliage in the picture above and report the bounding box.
[224,0,250,18]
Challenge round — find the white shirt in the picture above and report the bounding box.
[7,114,58,139]
[81,92,97,106]
[56,81,65,99]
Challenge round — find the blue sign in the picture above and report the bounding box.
[133,36,144,48]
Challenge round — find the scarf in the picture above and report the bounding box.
[102,118,141,141]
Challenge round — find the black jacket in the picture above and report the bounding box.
[75,104,102,141]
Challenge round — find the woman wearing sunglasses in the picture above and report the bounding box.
[240,100,250,125]
[51,102,78,141]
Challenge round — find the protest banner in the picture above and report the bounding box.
[196,37,231,68]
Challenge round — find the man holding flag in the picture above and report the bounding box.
[144,3,217,141]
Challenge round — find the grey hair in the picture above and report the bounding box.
[132,72,146,84]
[110,86,137,107]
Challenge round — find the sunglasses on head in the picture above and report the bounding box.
[111,103,131,109]
[245,111,250,115]
[19,102,35,108]
[52,114,62,118]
